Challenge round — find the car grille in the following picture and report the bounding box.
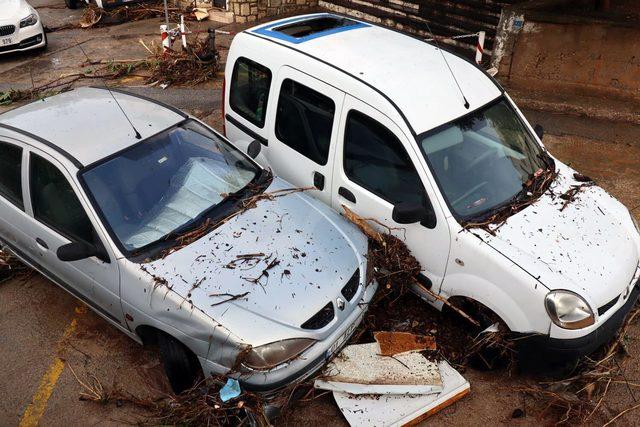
[0,25,15,36]
[341,269,360,301]
[598,295,620,316]
[301,302,335,330]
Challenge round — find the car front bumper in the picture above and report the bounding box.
[0,22,45,55]
[520,281,639,361]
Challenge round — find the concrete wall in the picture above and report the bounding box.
[494,10,640,100]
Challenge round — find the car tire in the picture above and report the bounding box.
[157,333,203,394]
[65,0,79,9]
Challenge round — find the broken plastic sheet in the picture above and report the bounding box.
[333,360,469,427]
[315,342,443,395]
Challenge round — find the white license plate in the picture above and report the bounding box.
[1,37,13,46]
[325,311,364,360]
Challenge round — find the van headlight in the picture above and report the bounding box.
[20,13,38,28]
[545,290,594,329]
[242,338,315,370]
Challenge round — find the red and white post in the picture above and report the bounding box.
[475,30,486,65]
[161,24,171,54]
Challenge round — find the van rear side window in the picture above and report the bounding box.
[275,79,335,165]
[229,57,272,128]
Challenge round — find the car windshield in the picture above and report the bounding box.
[82,120,260,252]
[418,99,549,219]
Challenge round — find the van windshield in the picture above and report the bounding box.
[82,120,260,252]
[418,99,552,220]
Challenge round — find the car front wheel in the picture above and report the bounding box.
[157,333,203,394]
[64,0,78,9]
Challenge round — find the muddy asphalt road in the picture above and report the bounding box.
[2,1,640,426]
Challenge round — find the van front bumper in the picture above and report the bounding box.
[520,282,639,361]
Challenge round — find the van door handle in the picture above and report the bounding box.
[338,187,356,203]
[313,172,325,190]
[35,238,49,250]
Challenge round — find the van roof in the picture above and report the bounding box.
[247,13,502,136]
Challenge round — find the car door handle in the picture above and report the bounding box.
[35,238,49,250]
[313,172,325,191]
[338,187,356,203]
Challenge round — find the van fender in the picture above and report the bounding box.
[439,273,551,334]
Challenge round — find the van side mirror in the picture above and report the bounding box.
[247,139,262,159]
[534,124,544,140]
[57,241,99,262]
[392,202,427,224]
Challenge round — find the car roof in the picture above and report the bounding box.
[0,87,186,168]
[246,13,502,136]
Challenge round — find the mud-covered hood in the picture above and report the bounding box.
[484,164,640,307]
[144,178,367,340]
[0,0,32,21]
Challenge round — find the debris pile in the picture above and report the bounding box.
[79,2,193,29]
[71,369,270,426]
[0,249,31,284]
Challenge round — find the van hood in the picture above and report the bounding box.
[483,164,639,309]
[143,178,367,342]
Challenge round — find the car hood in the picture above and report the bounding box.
[0,0,31,20]
[483,163,639,308]
[143,178,367,340]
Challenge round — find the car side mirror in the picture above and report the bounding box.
[534,124,544,140]
[57,241,99,262]
[392,202,428,224]
[247,139,262,159]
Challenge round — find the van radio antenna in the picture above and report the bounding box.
[424,22,470,110]
[104,83,142,139]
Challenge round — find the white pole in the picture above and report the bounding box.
[180,15,187,49]
[475,31,486,65]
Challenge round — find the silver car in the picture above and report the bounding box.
[0,87,377,393]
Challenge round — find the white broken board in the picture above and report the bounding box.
[315,342,442,395]
[333,360,470,426]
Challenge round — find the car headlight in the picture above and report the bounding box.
[20,13,38,28]
[545,290,594,329]
[242,338,315,370]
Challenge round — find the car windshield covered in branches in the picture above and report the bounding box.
[82,120,260,253]
[419,99,551,219]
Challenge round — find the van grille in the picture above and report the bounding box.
[341,269,360,302]
[301,302,335,330]
[0,25,16,36]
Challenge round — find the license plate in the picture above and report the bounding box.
[325,311,364,360]
[1,37,13,46]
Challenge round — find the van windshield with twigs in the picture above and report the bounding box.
[81,120,260,253]
[418,98,553,221]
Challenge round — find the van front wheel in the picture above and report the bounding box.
[157,333,203,394]
[64,0,78,9]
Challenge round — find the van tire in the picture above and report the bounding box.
[157,333,202,394]
[64,0,78,9]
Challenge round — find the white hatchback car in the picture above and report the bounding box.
[0,0,46,54]
[224,13,640,360]
[0,87,376,393]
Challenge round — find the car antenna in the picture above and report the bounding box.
[424,22,470,110]
[104,83,142,139]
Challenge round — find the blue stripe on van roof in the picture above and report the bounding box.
[251,14,370,44]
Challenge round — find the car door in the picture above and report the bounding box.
[22,149,124,325]
[264,67,345,205]
[331,95,451,295]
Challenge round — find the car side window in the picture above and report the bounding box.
[275,79,335,165]
[0,141,24,209]
[30,154,95,244]
[344,111,425,205]
[229,57,272,128]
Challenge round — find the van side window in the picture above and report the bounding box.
[229,57,272,128]
[30,154,95,244]
[275,79,335,165]
[0,141,24,209]
[344,111,424,205]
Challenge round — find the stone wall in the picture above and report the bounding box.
[231,0,316,23]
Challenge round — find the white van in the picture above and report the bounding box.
[223,13,640,358]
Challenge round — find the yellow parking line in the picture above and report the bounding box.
[19,306,85,427]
